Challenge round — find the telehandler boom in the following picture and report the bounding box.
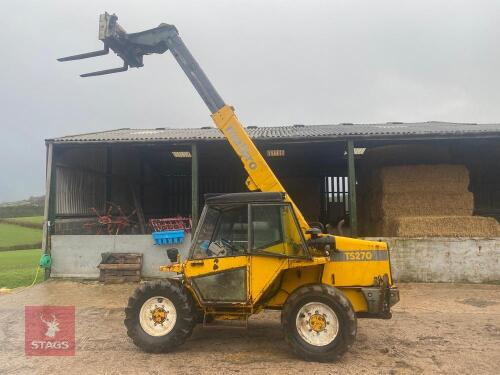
[59,13,399,362]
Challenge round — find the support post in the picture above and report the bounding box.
[42,142,56,280]
[105,146,112,204]
[191,143,199,231]
[346,140,358,236]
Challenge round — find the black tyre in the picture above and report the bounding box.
[124,280,196,353]
[281,284,357,362]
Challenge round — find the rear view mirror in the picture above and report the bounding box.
[167,248,179,263]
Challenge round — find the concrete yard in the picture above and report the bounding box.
[1,281,499,374]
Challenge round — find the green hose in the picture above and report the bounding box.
[39,254,52,268]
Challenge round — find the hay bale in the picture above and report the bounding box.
[386,216,500,237]
[375,192,474,218]
[364,191,473,221]
[377,165,470,193]
[356,163,486,237]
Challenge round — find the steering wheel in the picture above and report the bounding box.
[220,238,238,255]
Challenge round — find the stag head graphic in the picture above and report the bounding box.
[40,314,60,338]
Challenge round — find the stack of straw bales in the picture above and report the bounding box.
[358,164,500,237]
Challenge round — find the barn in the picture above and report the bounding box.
[43,121,500,282]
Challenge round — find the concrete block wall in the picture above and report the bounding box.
[372,237,500,283]
[50,235,191,278]
[50,235,500,283]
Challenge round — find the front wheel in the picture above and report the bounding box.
[124,280,196,353]
[281,284,357,362]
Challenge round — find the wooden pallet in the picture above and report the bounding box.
[98,252,143,283]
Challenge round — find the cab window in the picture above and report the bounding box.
[251,204,307,257]
[191,205,248,259]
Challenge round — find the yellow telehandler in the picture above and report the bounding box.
[59,13,399,362]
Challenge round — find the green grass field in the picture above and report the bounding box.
[0,222,42,248]
[7,216,44,226]
[0,249,43,289]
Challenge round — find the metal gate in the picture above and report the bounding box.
[320,176,349,225]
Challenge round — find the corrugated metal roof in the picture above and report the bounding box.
[49,121,500,143]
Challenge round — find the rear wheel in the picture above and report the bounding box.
[124,280,196,353]
[281,284,357,362]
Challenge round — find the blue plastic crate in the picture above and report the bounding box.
[152,230,185,245]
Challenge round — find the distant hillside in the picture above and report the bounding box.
[0,196,44,218]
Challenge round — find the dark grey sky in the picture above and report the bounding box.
[1,0,499,202]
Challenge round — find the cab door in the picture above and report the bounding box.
[248,203,309,304]
[185,204,250,303]
[184,202,309,305]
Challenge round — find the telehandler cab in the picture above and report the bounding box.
[59,13,399,362]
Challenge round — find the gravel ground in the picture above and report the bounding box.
[0,280,499,374]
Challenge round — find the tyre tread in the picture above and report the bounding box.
[281,283,357,362]
[124,280,196,353]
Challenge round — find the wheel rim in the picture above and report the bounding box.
[295,302,339,346]
[139,296,177,336]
